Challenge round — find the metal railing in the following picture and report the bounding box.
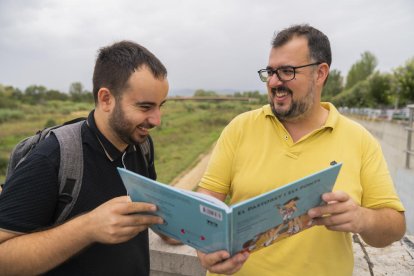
[406,104,414,169]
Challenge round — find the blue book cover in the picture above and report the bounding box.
[117,163,342,255]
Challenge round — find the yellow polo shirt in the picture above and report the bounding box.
[199,103,404,276]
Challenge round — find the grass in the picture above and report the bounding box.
[0,101,92,183]
[152,100,259,182]
[0,109,25,123]
[0,100,263,184]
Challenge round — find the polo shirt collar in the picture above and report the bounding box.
[321,102,339,130]
[263,104,275,118]
[262,102,339,130]
[87,110,125,162]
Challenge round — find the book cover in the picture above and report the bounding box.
[117,163,342,255]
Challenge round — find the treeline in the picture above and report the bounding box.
[323,52,414,108]
[1,52,413,110]
[194,52,414,109]
[193,89,267,103]
[0,82,93,108]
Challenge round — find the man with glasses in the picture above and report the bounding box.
[196,24,406,275]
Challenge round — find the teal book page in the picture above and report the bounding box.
[229,163,342,255]
[117,168,231,253]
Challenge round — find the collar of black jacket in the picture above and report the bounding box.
[86,110,135,162]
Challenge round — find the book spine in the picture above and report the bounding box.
[229,211,234,255]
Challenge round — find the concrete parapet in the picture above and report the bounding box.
[150,229,414,275]
[353,234,414,275]
[149,230,206,276]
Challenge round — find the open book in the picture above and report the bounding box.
[118,163,342,255]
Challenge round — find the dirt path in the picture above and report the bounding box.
[171,145,214,190]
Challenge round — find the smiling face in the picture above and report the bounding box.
[267,36,321,122]
[107,66,169,147]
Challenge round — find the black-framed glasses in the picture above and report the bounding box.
[257,62,321,82]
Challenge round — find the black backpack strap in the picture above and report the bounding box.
[138,135,156,179]
[139,137,150,168]
[52,120,85,224]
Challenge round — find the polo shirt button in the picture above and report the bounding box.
[285,135,288,140]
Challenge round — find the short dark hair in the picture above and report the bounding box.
[92,40,167,103]
[272,24,332,67]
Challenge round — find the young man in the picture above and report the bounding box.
[196,25,406,275]
[0,41,168,275]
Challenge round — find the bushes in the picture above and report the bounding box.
[0,109,25,123]
[44,119,57,128]
[0,99,263,184]
[0,96,19,109]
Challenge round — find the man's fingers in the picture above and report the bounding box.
[198,250,230,267]
[312,212,350,226]
[309,202,347,218]
[308,191,352,218]
[108,196,159,214]
[197,250,249,274]
[321,191,349,203]
[127,214,164,226]
[209,252,249,274]
[109,195,133,203]
[127,202,158,213]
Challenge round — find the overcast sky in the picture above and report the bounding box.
[0,0,413,95]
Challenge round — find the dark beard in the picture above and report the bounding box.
[270,85,314,122]
[109,101,138,145]
[270,100,309,121]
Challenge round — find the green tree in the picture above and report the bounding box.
[0,84,18,108]
[333,72,394,108]
[332,80,372,107]
[80,89,94,103]
[69,82,84,101]
[69,82,93,102]
[367,72,391,107]
[322,69,343,101]
[345,51,378,89]
[46,89,69,101]
[392,57,414,107]
[24,85,48,104]
[11,87,23,101]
